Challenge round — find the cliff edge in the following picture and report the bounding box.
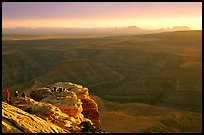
[2,82,101,133]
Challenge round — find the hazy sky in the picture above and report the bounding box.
[2,2,202,29]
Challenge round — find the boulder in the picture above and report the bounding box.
[30,87,52,101]
[81,98,100,128]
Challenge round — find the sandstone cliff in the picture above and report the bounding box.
[40,91,87,124]
[2,82,101,133]
[11,96,81,131]
[50,82,100,128]
[2,102,69,133]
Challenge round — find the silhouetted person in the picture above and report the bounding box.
[51,88,54,93]
[6,90,10,103]
[53,87,56,92]
[8,97,12,105]
[22,92,26,98]
[59,87,62,92]
[15,91,19,98]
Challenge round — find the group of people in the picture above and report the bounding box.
[50,86,68,93]
[5,89,26,104]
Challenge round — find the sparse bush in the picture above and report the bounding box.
[79,121,107,133]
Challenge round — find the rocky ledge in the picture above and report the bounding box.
[2,82,101,133]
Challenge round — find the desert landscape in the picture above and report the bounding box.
[2,2,202,133]
[2,30,202,133]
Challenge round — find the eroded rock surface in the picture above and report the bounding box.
[30,87,52,101]
[12,97,82,132]
[2,102,69,133]
[2,82,101,133]
[51,82,100,128]
[40,91,86,124]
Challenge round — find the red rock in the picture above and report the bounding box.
[81,98,100,128]
[51,82,101,128]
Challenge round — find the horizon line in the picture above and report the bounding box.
[3,25,199,30]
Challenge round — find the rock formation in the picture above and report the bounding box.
[50,82,100,128]
[30,87,52,101]
[2,82,101,133]
[11,96,82,131]
[81,98,100,128]
[40,91,88,124]
[2,102,69,133]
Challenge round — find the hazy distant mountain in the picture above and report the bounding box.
[2,26,190,35]
[172,26,190,31]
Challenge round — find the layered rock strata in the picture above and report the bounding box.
[2,102,69,133]
[51,82,100,128]
[11,97,82,132]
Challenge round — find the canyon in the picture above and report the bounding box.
[2,30,202,132]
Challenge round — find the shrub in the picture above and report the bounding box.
[79,121,107,133]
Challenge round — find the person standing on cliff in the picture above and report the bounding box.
[53,86,56,92]
[59,87,62,92]
[22,92,26,98]
[6,89,10,103]
[13,90,19,104]
[15,91,19,98]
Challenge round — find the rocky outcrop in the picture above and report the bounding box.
[11,96,86,132]
[2,82,101,133]
[2,119,22,133]
[81,98,100,128]
[40,91,88,124]
[51,82,100,128]
[2,102,69,133]
[30,87,52,101]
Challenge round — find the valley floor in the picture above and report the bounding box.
[91,95,202,133]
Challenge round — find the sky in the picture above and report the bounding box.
[2,2,202,30]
